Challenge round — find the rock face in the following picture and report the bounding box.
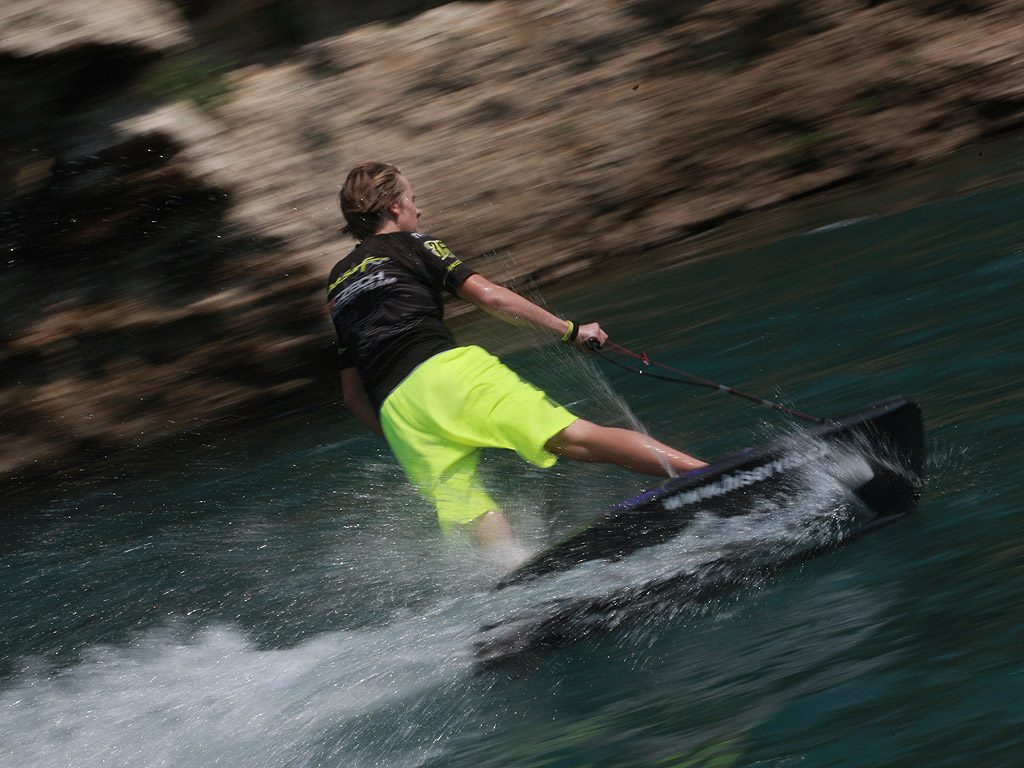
[0,0,191,55]
[2,0,1023,484]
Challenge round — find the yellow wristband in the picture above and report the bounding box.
[560,320,579,343]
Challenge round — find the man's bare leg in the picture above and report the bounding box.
[545,419,707,476]
[470,510,514,548]
[460,510,532,569]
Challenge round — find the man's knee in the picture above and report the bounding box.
[546,418,604,458]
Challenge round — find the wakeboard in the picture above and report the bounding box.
[496,396,924,589]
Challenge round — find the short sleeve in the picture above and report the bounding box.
[416,235,477,291]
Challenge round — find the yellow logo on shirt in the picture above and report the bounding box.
[424,240,453,259]
[327,256,388,293]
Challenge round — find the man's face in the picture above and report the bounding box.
[392,176,422,232]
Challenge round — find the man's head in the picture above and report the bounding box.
[339,162,420,239]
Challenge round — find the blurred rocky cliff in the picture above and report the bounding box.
[2,0,1023,484]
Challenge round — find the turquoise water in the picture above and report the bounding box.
[3,141,1024,767]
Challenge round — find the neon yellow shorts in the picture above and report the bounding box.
[378,345,577,530]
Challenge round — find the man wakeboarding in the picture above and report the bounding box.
[327,161,707,557]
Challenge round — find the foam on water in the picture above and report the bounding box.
[1,601,506,768]
[0,431,899,768]
[799,216,879,237]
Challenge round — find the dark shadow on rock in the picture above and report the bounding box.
[173,0,493,66]
[0,38,330,486]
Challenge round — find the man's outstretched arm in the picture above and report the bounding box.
[456,274,607,350]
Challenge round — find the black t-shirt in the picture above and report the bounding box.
[326,232,477,409]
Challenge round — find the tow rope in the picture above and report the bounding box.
[590,340,825,425]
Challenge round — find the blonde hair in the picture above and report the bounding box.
[338,161,404,240]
